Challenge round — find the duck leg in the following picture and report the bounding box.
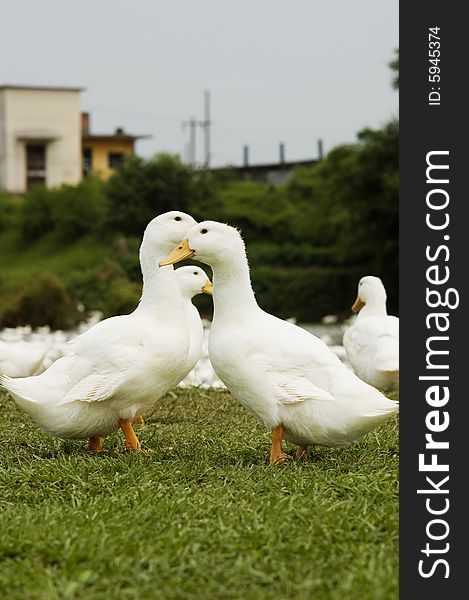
[119,418,141,450]
[88,436,103,452]
[269,424,290,465]
[133,415,145,425]
[295,445,310,461]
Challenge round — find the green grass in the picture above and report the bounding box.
[0,230,110,287]
[0,388,398,600]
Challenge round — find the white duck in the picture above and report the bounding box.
[343,276,399,391]
[175,266,213,377]
[0,211,198,452]
[160,222,399,465]
[132,265,213,423]
[0,340,49,377]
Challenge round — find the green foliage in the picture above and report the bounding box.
[67,258,141,319]
[106,154,203,235]
[50,177,108,241]
[252,265,365,322]
[285,121,399,311]
[0,192,12,231]
[19,177,107,242]
[20,185,53,240]
[0,273,85,329]
[0,388,398,599]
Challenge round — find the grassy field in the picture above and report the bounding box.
[0,229,110,300]
[0,387,398,600]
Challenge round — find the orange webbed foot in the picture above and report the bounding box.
[119,419,141,451]
[295,446,310,462]
[88,436,103,453]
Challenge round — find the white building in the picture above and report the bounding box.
[0,85,82,193]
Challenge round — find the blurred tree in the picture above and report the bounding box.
[0,191,14,232]
[0,273,84,329]
[389,48,399,89]
[19,177,107,242]
[286,119,399,312]
[106,154,198,234]
[20,185,53,240]
[51,176,107,241]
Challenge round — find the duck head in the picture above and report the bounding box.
[159,221,245,268]
[140,211,198,267]
[352,276,387,313]
[175,266,213,299]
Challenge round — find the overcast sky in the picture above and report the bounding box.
[1,0,398,167]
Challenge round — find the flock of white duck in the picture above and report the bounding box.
[0,211,399,464]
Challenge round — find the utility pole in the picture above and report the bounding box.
[317,138,324,160]
[182,117,197,167]
[201,90,211,168]
[279,142,286,164]
[243,145,249,166]
[182,90,211,168]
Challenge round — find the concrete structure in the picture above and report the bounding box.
[0,86,151,192]
[211,142,322,185]
[0,85,82,193]
[211,158,319,185]
[81,112,150,180]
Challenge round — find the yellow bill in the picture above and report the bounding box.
[159,239,195,266]
[202,281,214,295]
[351,297,365,313]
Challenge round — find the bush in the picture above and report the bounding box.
[251,265,365,322]
[67,258,141,318]
[0,273,85,330]
[19,177,107,242]
[20,186,53,241]
[106,154,198,235]
[51,177,107,241]
[111,235,141,282]
[0,192,13,232]
[105,278,141,316]
[248,242,337,268]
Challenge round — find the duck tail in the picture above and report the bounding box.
[363,398,399,423]
[363,384,399,417]
[0,374,42,418]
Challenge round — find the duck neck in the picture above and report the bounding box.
[135,244,183,317]
[211,250,259,321]
[357,299,388,319]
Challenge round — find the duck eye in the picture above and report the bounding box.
[193,271,198,275]
[201,228,208,234]
[175,216,182,221]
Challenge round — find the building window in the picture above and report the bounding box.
[26,144,46,189]
[108,152,124,169]
[83,148,93,177]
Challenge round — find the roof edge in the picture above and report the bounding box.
[0,84,85,92]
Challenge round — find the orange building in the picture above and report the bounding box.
[81,113,150,180]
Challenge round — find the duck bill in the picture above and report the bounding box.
[202,281,214,295]
[351,297,365,313]
[159,239,195,266]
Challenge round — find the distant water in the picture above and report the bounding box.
[300,322,345,345]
